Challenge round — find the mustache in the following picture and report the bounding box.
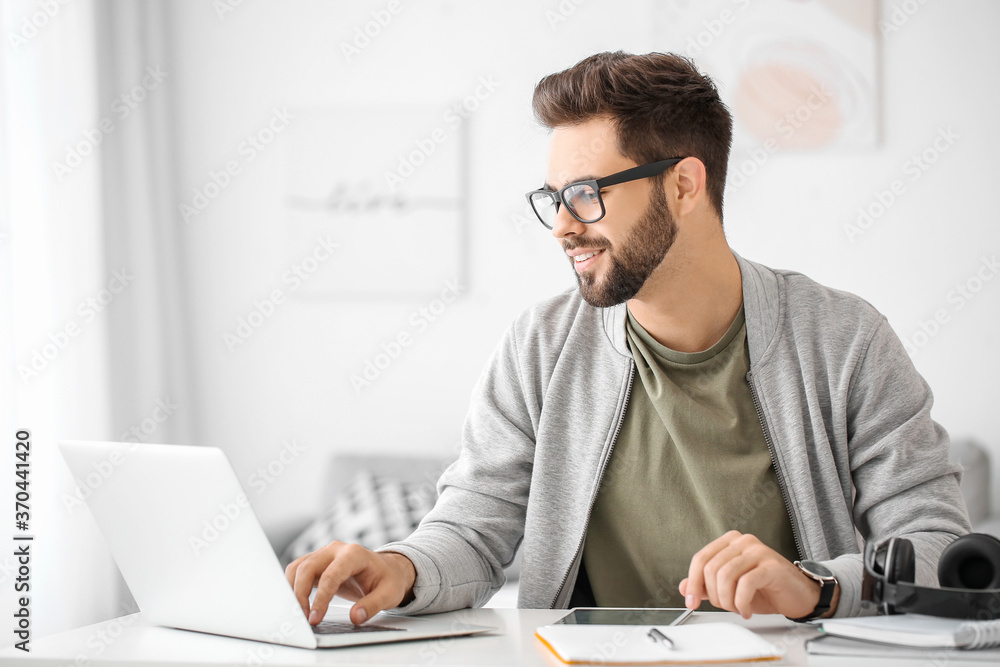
[562,238,611,252]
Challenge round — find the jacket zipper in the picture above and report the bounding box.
[746,370,804,561]
[549,362,636,608]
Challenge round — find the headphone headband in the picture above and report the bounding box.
[863,534,1000,619]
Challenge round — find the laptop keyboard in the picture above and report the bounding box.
[312,621,406,634]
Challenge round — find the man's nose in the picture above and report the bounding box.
[550,205,587,239]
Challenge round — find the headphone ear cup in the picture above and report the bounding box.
[938,533,1000,589]
[887,537,916,584]
[871,541,889,577]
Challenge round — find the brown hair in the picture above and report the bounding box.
[532,51,733,220]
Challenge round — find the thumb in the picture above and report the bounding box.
[351,583,403,625]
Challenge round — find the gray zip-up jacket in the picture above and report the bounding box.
[379,252,971,618]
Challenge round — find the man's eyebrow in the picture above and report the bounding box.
[543,175,599,191]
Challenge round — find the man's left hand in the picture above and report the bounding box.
[678,530,840,619]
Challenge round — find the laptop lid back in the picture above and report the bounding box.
[59,440,319,649]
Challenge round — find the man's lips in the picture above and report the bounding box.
[568,248,606,272]
[565,247,608,257]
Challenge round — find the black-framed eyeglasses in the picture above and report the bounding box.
[525,157,685,230]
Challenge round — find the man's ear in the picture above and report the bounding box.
[670,157,707,216]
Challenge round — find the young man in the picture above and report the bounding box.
[286,51,971,626]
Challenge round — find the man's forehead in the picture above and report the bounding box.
[545,121,623,189]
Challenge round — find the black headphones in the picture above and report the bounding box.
[862,533,1000,619]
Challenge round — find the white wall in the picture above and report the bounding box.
[161,0,1000,545]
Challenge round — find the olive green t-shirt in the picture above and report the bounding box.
[581,305,798,610]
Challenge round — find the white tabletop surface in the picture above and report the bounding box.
[0,606,961,666]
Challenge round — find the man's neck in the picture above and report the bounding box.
[626,238,743,354]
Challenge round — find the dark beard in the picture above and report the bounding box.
[570,184,677,308]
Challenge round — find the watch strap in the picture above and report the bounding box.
[789,560,837,622]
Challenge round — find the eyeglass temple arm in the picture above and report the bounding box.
[596,157,684,189]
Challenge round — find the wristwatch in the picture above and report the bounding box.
[789,560,838,622]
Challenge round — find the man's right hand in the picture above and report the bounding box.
[284,541,416,626]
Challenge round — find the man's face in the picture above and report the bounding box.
[545,118,677,308]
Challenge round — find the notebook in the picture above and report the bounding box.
[807,635,1000,662]
[819,614,1000,650]
[535,622,784,664]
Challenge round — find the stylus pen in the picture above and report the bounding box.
[647,627,675,649]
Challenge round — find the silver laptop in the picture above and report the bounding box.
[58,440,494,649]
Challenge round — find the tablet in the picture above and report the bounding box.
[554,607,694,626]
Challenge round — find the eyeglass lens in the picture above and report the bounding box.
[530,183,602,227]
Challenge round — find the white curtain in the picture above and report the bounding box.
[0,0,193,642]
[94,0,197,449]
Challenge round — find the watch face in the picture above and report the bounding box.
[800,560,834,578]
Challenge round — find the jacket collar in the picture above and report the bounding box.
[601,250,780,368]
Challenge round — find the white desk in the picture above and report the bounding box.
[0,607,952,666]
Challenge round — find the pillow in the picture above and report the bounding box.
[279,469,436,567]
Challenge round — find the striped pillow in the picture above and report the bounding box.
[279,469,436,567]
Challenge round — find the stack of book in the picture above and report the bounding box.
[811,614,1000,661]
